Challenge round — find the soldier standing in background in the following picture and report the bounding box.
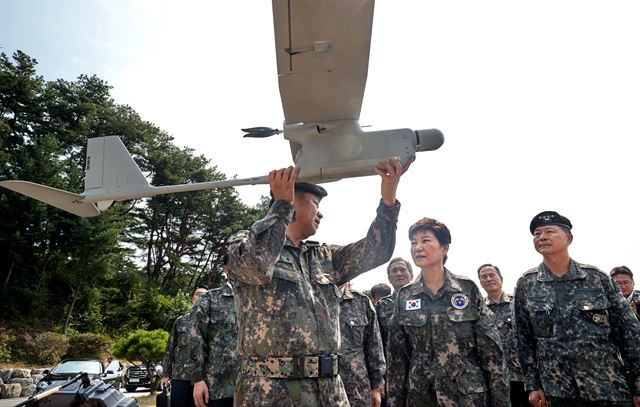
[339,281,385,407]
[515,211,640,407]
[161,285,208,407]
[478,263,527,407]
[226,160,410,406]
[610,266,640,319]
[375,257,413,351]
[370,283,392,304]
[190,278,239,407]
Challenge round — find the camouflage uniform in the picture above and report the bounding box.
[514,260,640,402]
[485,292,523,383]
[162,312,195,380]
[227,199,400,406]
[375,292,396,353]
[386,270,509,407]
[189,284,239,401]
[340,286,385,407]
[627,290,640,320]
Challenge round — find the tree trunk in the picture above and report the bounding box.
[63,280,82,334]
[37,251,51,290]
[1,260,15,294]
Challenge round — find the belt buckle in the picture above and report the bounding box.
[292,357,305,379]
[318,354,335,378]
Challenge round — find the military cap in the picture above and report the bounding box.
[269,182,328,206]
[529,210,572,234]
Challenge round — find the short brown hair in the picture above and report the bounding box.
[611,266,634,282]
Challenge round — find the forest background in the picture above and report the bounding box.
[0,50,269,365]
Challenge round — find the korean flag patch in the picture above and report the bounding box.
[406,298,421,310]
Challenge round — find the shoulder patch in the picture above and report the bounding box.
[450,272,474,282]
[579,263,605,274]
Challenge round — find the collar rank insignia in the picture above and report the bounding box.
[451,293,469,310]
[592,313,605,324]
[406,298,421,310]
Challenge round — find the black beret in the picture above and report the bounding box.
[294,182,327,199]
[529,211,572,234]
[269,182,328,207]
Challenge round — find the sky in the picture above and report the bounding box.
[2,0,640,294]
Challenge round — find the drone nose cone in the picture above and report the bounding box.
[415,129,444,152]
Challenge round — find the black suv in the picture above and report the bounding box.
[123,365,152,392]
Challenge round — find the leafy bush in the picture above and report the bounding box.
[32,332,69,365]
[112,329,167,364]
[113,329,168,394]
[9,331,70,365]
[66,332,113,360]
[0,328,11,363]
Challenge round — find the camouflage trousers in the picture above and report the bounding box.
[407,390,488,407]
[233,372,349,407]
[547,397,633,407]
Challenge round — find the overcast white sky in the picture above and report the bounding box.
[2,0,639,294]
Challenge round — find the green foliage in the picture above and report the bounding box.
[0,48,264,335]
[66,332,113,360]
[113,329,168,366]
[9,331,70,365]
[113,329,168,394]
[0,328,11,363]
[33,331,70,365]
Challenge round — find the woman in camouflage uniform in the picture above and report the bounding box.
[386,218,509,406]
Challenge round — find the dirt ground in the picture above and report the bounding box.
[134,394,155,407]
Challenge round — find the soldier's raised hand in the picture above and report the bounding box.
[374,157,413,207]
[269,166,299,204]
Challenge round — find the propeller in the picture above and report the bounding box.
[241,127,283,138]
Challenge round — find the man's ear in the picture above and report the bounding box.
[566,231,573,245]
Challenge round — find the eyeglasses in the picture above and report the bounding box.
[615,280,634,286]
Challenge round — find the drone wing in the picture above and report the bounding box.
[272,0,374,125]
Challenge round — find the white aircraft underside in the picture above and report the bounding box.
[0,0,444,217]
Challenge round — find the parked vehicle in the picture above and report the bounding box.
[34,358,125,394]
[22,371,137,407]
[104,359,126,390]
[123,365,152,392]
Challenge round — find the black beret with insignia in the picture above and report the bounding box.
[529,211,572,234]
[269,182,328,207]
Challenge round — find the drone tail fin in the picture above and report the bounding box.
[0,180,101,217]
[85,136,151,193]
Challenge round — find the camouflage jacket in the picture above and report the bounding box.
[485,292,523,382]
[227,199,400,406]
[627,290,640,320]
[387,270,509,407]
[375,292,396,354]
[514,260,640,400]
[189,284,239,400]
[162,312,194,380]
[340,287,385,407]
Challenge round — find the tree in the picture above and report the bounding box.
[112,329,168,393]
[0,48,268,340]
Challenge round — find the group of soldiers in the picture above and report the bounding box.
[160,162,640,407]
